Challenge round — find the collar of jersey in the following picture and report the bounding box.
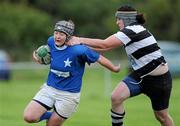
[54,44,68,50]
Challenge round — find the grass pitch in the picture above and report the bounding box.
[0,68,179,126]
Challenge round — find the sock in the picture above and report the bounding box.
[39,111,52,122]
[111,109,125,126]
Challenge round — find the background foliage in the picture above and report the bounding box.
[0,0,179,61]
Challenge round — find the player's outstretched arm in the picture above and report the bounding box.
[68,35,123,50]
[89,46,116,53]
[97,55,120,73]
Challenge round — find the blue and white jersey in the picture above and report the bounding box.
[114,24,166,77]
[46,36,100,93]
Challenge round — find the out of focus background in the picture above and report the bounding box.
[0,0,180,126]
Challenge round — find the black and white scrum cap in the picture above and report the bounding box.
[115,11,137,26]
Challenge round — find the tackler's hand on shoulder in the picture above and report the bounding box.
[67,36,81,46]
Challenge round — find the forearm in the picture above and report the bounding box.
[79,37,107,49]
[97,55,120,73]
[79,35,123,49]
[89,46,113,53]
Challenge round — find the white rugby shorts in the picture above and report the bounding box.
[33,84,80,118]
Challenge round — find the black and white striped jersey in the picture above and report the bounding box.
[114,24,166,78]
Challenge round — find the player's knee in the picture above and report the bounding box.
[154,111,167,124]
[111,92,125,105]
[23,113,39,123]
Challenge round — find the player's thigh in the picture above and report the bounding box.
[54,91,80,118]
[24,100,47,119]
[47,112,66,126]
[111,81,130,101]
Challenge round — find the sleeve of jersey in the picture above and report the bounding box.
[82,47,100,65]
[114,31,131,45]
[47,36,54,46]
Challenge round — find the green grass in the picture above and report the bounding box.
[0,68,179,126]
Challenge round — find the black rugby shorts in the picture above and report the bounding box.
[141,71,172,111]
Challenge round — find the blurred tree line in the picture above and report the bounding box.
[0,0,179,61]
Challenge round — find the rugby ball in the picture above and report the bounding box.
[35,45,51,65]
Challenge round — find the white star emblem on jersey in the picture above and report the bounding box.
[64,58,72,67]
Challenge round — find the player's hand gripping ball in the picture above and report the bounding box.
[35,45,51,65]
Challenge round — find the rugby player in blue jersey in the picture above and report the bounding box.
[23,20,120,126]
